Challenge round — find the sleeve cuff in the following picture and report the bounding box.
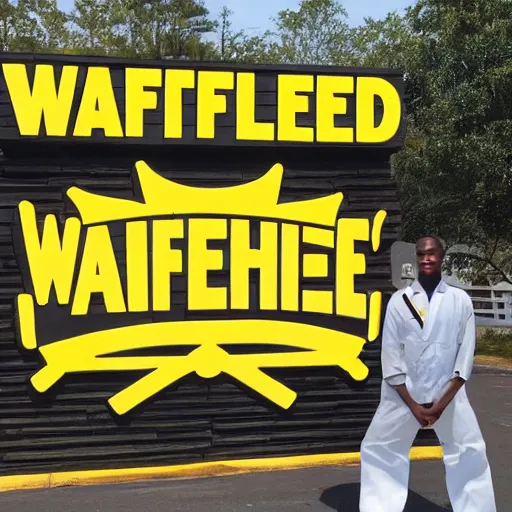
[385,373,406,386]
[452,370,468,381]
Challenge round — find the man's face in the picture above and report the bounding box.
[416,238,443,276]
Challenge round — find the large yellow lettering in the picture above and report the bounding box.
[316,75,354,143]
[125,68,162,137]
[197,71,234,139]
[236,73,274,141]
[302,291,333,315]
[281,223,299,312]
[152,219,183,311]
[72,225,126,315]
[18,201,80,306]
[3,63,77,136]
[188,218,227,310]
[277,74,314,142]
[230,220,278,310]
[126,221,149,312]
[302,227,333,278]
[336,218,369,319]
[356,77,401,143]
[302,226,334,314]
[164,69,195,139]
[73,67,123,137]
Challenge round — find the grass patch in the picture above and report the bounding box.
[476,328,512,359]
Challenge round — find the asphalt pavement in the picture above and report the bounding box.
[1,374,510,512]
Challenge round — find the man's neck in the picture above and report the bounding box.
[418,273,442,301]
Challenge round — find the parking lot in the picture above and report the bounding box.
[1,374,510,511]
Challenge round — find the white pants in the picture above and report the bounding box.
[359,384,496,512]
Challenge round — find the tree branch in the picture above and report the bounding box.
[489,236,499,260]
[451,251,512,286]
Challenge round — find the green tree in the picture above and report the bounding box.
[127,0,217,59]
[270,0,353,65]
[69,0,118,54]
[392,0,512,284]
[10,0,45,51]
[0,0,17,51]
[349,12,418,69]
[214,6,280,64]
[35,0,70,51]
[0,0,70,52]
[69,0,217,58]
[214,0,362,65]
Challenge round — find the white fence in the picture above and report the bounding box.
[465,287,512,322]
[463,286,512,328]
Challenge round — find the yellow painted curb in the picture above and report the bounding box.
[0,446,443,493]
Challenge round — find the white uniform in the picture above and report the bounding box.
[359,280,496,512]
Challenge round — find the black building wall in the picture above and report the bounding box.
[0,144,437,477]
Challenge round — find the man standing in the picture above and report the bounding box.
[359,236,496,512]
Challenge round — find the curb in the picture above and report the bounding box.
[474,365,512,376]
[0,447,443,494]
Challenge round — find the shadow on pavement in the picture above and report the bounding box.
[320,483,452,511]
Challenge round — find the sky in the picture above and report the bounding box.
[57,1,416,33]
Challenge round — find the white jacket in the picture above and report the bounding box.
[381,279,475,404]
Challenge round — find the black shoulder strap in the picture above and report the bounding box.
[402,293,424,328]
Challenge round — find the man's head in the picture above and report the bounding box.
[415,236,444,277]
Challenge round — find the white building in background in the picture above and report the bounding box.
[443,275,512,322]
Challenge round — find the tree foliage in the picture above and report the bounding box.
[348,12,418,69]
[0,0,218,57]
[269,0,352,65]
[392,0,512,284]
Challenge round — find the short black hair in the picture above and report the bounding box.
[415,235,445,255]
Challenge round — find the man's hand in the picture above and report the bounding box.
[424,376,466,426]
[423,404,444,427]
[392,383,433,427]
[410,403,432,427]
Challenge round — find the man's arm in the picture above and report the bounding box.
[426,300,476,424]
[381,297,406,383]
[425,377,465,425]
[381,297,430,427]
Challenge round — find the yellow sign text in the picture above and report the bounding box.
[15,162,387,415]
[2,63,402,144]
